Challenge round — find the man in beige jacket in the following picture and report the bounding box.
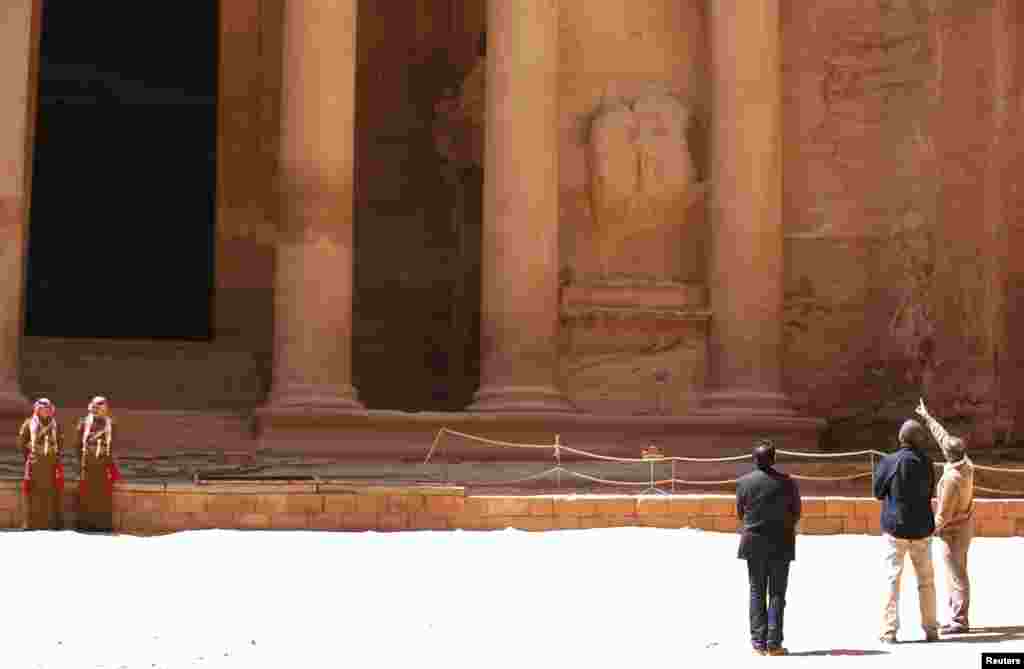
[915,399,975,634]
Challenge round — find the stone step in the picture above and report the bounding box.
[20,337,270,410]
[3,410,255,454]
[105,410,258,453]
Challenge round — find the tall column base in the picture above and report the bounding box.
[266,383,364,411]
[0,385,28,410]
[696,389,798,416]
[468,385,577,413]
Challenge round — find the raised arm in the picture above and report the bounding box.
[915,399,957,460]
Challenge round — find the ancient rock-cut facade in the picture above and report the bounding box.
[2,0,1023,458]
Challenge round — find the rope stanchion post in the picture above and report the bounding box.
[442,437,449,486]
[639,444,668,495]
[554,434,562,491]
[424,429,443,465]
[424,428,446,484]
[869,452,876,497]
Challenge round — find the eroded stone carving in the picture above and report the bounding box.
[432,57,485,169]
[586,94,707,274]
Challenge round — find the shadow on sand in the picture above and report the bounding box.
[929,626,1024,644]
[787,628,1024,655]
[788,650,890,657]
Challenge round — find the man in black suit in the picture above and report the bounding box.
[736,439,802,656]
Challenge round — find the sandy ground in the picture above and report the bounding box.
[1,528,1021,668]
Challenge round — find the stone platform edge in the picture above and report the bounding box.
[1,480,1022,537]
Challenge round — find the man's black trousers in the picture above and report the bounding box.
[747,558,791,649]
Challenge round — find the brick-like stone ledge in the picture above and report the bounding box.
[1,482,1021,537]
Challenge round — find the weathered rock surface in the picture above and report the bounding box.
[782,0,1022,448]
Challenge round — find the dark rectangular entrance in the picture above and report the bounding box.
[26,4,219,340]
[351,2,484,411]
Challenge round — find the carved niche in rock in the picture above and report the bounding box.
[586,93,707,275]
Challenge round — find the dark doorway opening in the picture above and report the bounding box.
[351,1,484,411]
[26,3,219,340]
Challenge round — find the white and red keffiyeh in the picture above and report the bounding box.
[28,398,57,456]
[82,396,113,457]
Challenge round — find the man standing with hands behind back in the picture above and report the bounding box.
[736,439,802,656]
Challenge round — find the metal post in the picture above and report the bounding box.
[555,434,562,491]
[639,444,669,495]
[443,441,450,486]
[869,452,876,497]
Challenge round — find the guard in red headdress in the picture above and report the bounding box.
[17,398,64,530]
[76,396,119,533]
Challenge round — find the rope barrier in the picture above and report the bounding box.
[431,428,888,464]
[790,471,874,482]
[430,427,554,450]
[970,463,1024,474]
[422,429,444,466]
[458,467,568,488]
[558,444,751,464]
[427,427,1024,495]
[461,469,876,488]
[559,470,666,487]
[667,475,741,485]
[974,484,1024,496]
[778,449,887,459]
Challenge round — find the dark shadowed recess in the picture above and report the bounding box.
[26,3,219,340]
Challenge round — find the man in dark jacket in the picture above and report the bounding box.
[873,419,938,644]
[736,439,802,656]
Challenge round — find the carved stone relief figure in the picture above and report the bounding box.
[586,92,708,276]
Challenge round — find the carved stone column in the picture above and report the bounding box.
[266,0,363,409]
[468,0,574,412]
[702,0,793,414]
[0,0,40,415]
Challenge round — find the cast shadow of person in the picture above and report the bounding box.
[785,649,891,657]
[783,627,1023,654]
[923,626,1024,644]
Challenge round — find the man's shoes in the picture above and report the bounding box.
[766,647,788,656]
[939,623,968,635]
[924,630,939,642]
[879,633,898,644]
[752,645,767,656]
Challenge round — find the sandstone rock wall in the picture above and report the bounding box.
[782,0,1023,448]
